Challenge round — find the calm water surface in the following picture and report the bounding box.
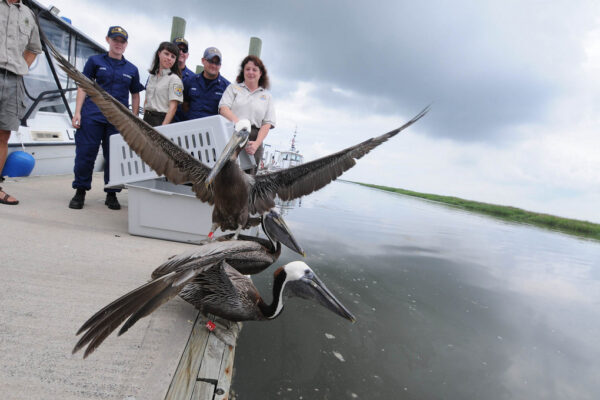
[233,182,600,399]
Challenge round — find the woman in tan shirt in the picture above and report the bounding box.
[219,55,275,174]
[143,42,183,126]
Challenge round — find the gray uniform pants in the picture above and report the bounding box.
[245,126,263,175]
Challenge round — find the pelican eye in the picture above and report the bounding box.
[304,269,310,275]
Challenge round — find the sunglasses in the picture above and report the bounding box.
[206,58,221,66]
[178,46,188,54]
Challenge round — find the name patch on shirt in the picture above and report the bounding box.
[122,73,132,80]
[99,67,107,70]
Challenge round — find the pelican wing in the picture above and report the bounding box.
[250,106,429,212]
[193,261,262,320]
[73,263,215,358]
[151,238,270,278]
[42,36,214,203]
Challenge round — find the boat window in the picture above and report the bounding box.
[75,40,98,76]
[20,13,104,122]
[22,19,68,110]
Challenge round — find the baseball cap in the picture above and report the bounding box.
[107,26,128,41]
[173,37,188,53]
[203,47,222,62]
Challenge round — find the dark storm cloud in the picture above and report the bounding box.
[109,0,596,142]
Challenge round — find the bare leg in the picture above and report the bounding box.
[0,130,10,173]
[0,130,18,204]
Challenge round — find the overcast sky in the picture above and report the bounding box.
[43,0,600,222]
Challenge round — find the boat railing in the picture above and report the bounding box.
[16,1,108,130]
[20,87,77,127]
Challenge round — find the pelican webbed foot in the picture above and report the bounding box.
[208,223,219,240]
[232,225,243,240]
[202,316,241,347]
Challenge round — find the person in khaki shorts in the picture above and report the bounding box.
[0,0,42,205]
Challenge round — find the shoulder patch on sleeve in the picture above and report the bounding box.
[174,84,183,96]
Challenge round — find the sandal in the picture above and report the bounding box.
[0,187,19,205]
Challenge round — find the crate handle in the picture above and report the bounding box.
[149,188,175,196]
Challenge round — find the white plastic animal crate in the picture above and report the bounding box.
[125,178,259,243]
[125,178,213,243]
[107,115,254,187]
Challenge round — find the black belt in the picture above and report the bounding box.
[0,67,16,76]
[144,109,166,116]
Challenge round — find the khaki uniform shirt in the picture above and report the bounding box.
[0,0,42,75]
[219,82,276,129]
[145,69,183,113]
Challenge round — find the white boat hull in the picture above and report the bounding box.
[7,112,103,176]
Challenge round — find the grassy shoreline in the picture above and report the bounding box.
[351,182,600,241]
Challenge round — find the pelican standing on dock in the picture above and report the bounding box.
[71,209,346,358]
[154,209,305,276]
[73,254,354,358]
[42,33,429,238]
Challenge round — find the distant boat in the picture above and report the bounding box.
[260,127,303,172]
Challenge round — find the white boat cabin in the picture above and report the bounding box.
[7,1,106,176]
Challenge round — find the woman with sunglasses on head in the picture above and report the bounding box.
[143,42,183,127]
[219,55,275,175]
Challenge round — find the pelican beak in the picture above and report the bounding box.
[293,272,356,323]
[263,210,305,256]
[206,128,250,186]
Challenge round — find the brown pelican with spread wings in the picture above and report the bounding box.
[72,211,354,358]
[44,37,429,237]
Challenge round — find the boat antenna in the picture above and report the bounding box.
[290,126,297,152]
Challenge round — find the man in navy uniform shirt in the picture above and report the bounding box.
[172,37,193,122]
[69,26,144,210]
[183,47,230,120]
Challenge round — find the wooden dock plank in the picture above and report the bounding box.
[191,381,216,400]
[198,333,226,381]
[166,313,242,400]
[214,341,237,400]
[165,313,210,400]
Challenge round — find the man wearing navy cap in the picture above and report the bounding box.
[172,37,193,122]
[183,47,230,120]
[68,25,144,210]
